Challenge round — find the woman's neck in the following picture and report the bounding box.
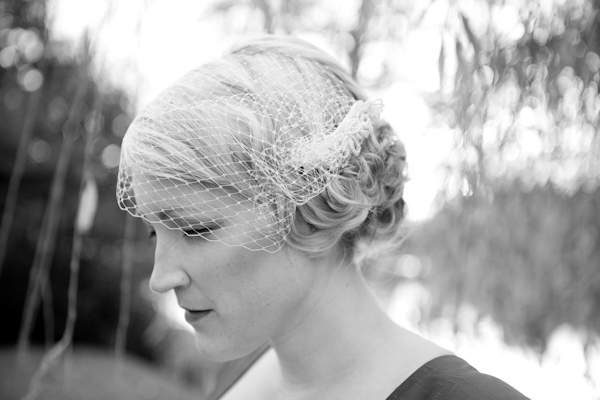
[268,256,407,395]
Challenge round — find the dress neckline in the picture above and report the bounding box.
[214,350,461,400]
[384,355,462,399]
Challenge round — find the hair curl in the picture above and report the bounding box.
[288,120,407,259]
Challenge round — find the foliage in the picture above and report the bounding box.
[406,0,600,358]
[406,182,600,352]
[0,0,156,361]
[431,0,600,196]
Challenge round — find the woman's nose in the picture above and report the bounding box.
[149,242,190,294]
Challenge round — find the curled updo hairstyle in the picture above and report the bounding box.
[126,35,407,259]
[289,118,406,259]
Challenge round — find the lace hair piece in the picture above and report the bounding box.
[288,99,383,172]
[116,46,383,252]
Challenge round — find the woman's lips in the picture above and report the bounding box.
[184,309,212,324]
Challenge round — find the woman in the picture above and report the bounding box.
[117,36,529,399]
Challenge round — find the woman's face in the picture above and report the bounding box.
[135,177,320,362]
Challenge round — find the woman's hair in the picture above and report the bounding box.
[117,35,407,259]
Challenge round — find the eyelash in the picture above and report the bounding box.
[182,226,215,238]
[147,226,218,239]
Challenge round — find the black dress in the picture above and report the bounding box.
[386,355,530,399]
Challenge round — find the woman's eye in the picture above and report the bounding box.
[182,227,214,237]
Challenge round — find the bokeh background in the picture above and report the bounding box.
[1,0,599,399]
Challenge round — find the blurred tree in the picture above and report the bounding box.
[209,0,395,79]
[0,0,156,361]
[406,184,600,355]
[409,0,600,357]
[431,0,600,196]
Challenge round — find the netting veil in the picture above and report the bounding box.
[117,44,383,252]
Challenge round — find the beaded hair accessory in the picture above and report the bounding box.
[116,44,383,252]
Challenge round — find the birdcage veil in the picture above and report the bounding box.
[116,38,383,252]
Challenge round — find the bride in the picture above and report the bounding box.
[117,35,529,400]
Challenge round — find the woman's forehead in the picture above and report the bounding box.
[132,175,251,221]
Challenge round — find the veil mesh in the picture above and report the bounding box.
[117,45,383,252]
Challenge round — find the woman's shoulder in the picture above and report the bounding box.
[386,355,530,400]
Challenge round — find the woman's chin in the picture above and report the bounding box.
[194,333,259,362]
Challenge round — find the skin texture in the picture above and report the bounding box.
[136,178,337,362]
[136,177,450,399]
[150,222,333,363]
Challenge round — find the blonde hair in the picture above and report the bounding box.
[119,35,407,258]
